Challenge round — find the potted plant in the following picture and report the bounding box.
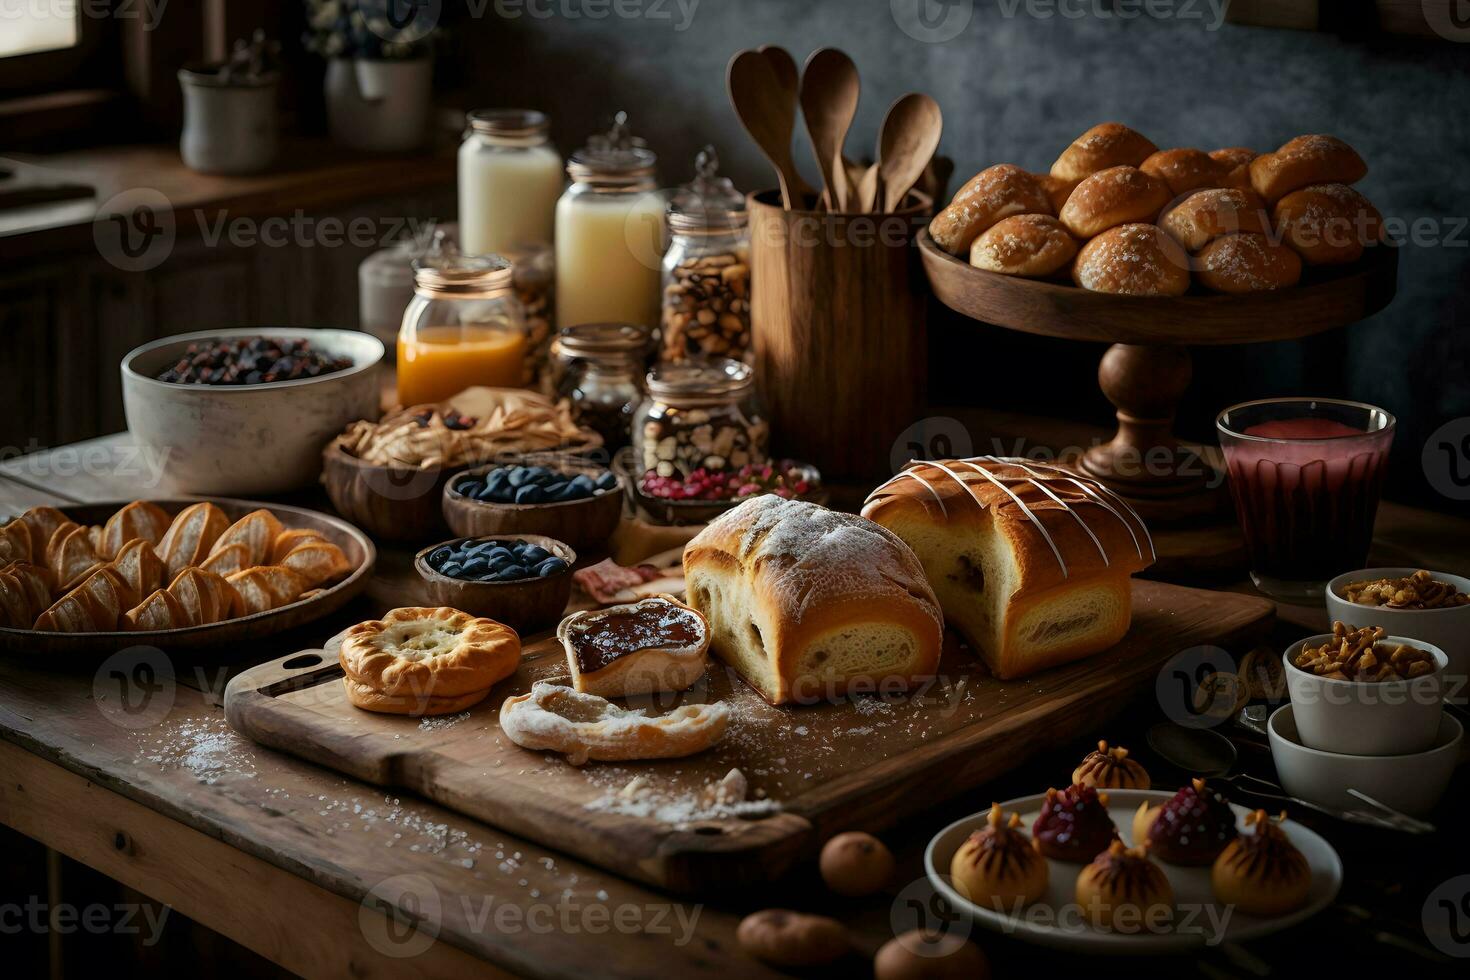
[303,0,441,153]
[178,31,282,175]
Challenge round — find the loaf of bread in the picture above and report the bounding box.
[682,495,943,705]
[863,458,1154,680]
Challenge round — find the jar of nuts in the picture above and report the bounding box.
[661,146,750,363]
[506,243,555,387]
[634,358,769,480]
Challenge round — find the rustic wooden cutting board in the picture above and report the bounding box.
[224,580,1273,894]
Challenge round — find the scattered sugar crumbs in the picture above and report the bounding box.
[132,715,257,785]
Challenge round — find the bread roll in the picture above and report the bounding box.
[1159,187,1270,252]
[862,458,1154,680]
[1195,233,1303,293]
[969,214,1078,278]
[1071,223,1191,296]
[1220,162,1254,191]
[1249,134,1367,203]
[1140,148,1228,197]
[682,496,943,705]
[928,164,1052,255]
[1059,166,1171,238]
[1272,182,1383,265]
[1033,172,1079,213]
[1209,147,1257,170]
[1051,122,1158,183]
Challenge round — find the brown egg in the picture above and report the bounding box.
[819,831,896,897]
[874,929,990,980]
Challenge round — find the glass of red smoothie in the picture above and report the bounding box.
[1217,398,1395,603]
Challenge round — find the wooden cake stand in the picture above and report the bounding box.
[918,230,1399,573]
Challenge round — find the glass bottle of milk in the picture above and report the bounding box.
[458,109,563,256]
[555,112,665,331]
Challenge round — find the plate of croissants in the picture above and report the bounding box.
[918,123,1398,344]
[0,498,375,654]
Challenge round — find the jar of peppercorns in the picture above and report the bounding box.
[552,322,650,452]
[660,146,750,363]
[633,358,768,480]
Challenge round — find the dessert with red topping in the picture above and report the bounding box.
[1147,778,1238,865]
[1212,810,1312,915]
[1076,840,1174,931]
[950,803,1048,909]
[639,460,815,502]
[1031,784,1118,862]
[1073,740,1151,790]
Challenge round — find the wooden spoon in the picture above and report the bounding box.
[877,93,943,214]
[728,49,809,210]
[799,48,860,212]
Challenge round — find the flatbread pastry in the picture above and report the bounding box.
[498,679,728,765]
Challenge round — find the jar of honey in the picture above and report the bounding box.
[396,251,527,407]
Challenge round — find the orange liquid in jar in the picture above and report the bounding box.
[396,325,526,406]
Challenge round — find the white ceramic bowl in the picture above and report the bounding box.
[1326,567,1470,700]
[1283,632,1447,756]
[1269,704,1461,817]
[122,329,383,495]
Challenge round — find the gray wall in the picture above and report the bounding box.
[451,1,1470,507]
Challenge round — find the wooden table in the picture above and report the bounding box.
[2,429,1467,978]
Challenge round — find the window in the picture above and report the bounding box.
[1,6,80,59]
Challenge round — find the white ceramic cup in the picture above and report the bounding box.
[1325,567,1470,703]
[1268,704,1461,817]
[1283,633,1447,756]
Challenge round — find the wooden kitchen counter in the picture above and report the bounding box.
[1,426,1466,978]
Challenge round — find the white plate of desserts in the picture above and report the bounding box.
[924,788,1342,954]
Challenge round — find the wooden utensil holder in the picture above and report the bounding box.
[749,189,930,481]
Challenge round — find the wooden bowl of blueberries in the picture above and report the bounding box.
[415,534,576,635]
[442,456,623,553]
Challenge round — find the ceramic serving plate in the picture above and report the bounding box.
[924,789,1342,955]
[0,497,375,657]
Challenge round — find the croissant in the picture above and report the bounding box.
[155,502,229,580]
[277,540,351,588]
[1,518,31,565]
[227,565,308,616]
[18,506,68,556]
[34,566,134,632]
[123,567,239,630]
[269,529,329,563]
[107,538,166,599]
[0,561,53,628]
[97,500,172,560]
[46,522,104,592]
[199,542,251,578]
[210,509,284,566]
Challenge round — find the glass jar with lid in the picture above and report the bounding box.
[633,358,769,481]
[551,322,651,452]
[554,111,665,331]
[458,110,562,389]
[661,146,750,363]
[458,109,563,257]
[397,246,527,407]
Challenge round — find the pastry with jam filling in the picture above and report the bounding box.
[559,593,711,698]
[1032,784,1118,862]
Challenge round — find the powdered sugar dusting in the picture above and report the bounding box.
[133,715,257,785]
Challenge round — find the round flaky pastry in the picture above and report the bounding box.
[340,606,520,701]
[342,676,495,716]
[499,679,729,765]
